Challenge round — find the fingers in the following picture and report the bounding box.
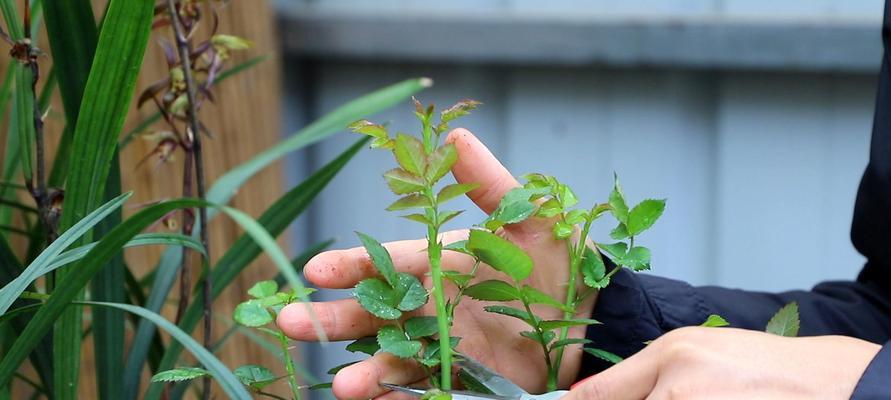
[304,230,470,289]
[562,346,659,400]
[445,128,520,214]
[333,353,427,400]
[277,299,388,341]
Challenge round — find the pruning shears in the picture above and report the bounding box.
[381,354,567,400]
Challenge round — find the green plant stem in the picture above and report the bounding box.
[519,293,554,377]
[276,328,300,400]
[425,188,451,390]
[446,260,480,323]
[548,214,595,390]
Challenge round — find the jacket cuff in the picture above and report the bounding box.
[851,341,891,400]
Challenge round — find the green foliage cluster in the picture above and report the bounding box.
[343,99,668,393]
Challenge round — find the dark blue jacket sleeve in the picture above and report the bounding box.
[580,0,891,390]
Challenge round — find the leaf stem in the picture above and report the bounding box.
[425,187,452,390]
[549,214,594,390]
[446,260,480,323]
[518,291,554,376]
[275,326,300,400]
[165,1,213,398]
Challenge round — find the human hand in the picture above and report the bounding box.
[276,128,597,399]
[564,327,881,400]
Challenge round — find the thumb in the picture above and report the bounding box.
[562,348,659,400]
[445,128,520,214]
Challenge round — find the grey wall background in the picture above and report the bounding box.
[274,0,884,386]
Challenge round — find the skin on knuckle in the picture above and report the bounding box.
[660,327,707,364]
[579,379,611,400]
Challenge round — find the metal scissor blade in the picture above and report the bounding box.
[380,384,516,400]
[453,354,528,397]
[381,383,427,397]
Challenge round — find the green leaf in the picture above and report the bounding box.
[536,198,563,218]
[0,192,132,314]
[355,280,403,320]
[206,77,430,210]
[0,236,52,396]
[377,325,422,359]
[345,337,380,356]
[521,330,555,344]
[420,389,453,400]
[53,2,153,395]
[0,198,206,389]
[486,187,549,229]
[386,194,431,211]
[442,240,473,257]
[425,143,457,182]
[393,133,426,176]
[442,270,473,287]
[437,183,479,203]
[233,300,273,327]
[384,168,425,194]
[765,302,800,337]
[247,281,279,299]
[44,0,97,133]
[58,0,152,232]
[626,199,666,236]
[539,319,600,332]
[564,209,588,225]
[91,151,125,400]
[0,0,22,40]
[437,210,463,226]
[623,246,651,271]
[404,316,439,339]
[147,141,368,400]
[521,286,570,312]
[348,119,388,138]
[598,242,628,264]
[394,273,428,312]
[420,337,461,367]
[551,338,592,350]
[440,99,481,124]
[584,348,623,364]
[233,365,277,389]
[467,230,533,282]
[580,247,607,289]
[309,383,333,390]
[552,221,573,240]
[219,205,317,322]
[82,301,251,399]
[701,314,730,328]
[401,213,432,225]
[608,173,629,224]
[609,223,629,240]
[483,305,537,326]
[463,280,520,302]
[356,232,398,286]
[354,273,427,320]
[151,368,210,383]
[12,65,34,182]
[327,361,359,375]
